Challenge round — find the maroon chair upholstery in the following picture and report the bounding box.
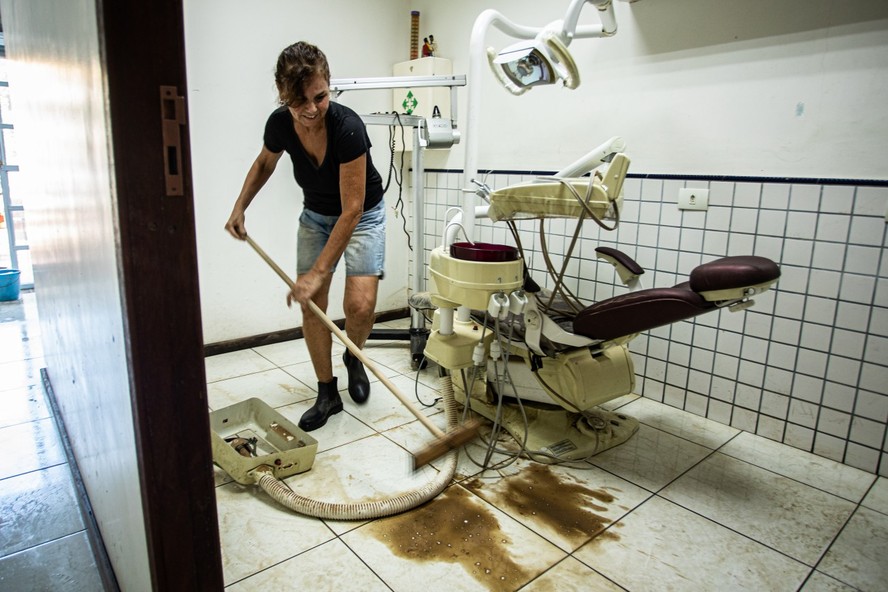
[572,256,780,341]
[573,287,713,340]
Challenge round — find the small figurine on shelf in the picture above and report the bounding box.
[429,34,438,56]
[421,37,433,57]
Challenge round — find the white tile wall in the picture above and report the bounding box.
[414,171,888,476]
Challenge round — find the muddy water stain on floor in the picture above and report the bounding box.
[464,463,621,550]
[364,484,535,591]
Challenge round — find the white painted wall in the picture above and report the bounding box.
[417,0,888,178]
[189,0,888,344]
[185,0,414,344]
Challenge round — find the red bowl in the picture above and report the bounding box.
[450,242,520,262]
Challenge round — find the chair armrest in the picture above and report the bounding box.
[595,247,645,286]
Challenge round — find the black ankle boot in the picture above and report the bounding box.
[342,350,370,404]
[298,378,343,431]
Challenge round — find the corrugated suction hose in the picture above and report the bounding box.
[248,375,459,520]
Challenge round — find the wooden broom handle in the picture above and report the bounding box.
[244,235,446,438]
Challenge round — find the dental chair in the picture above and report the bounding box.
[421,148,781,463]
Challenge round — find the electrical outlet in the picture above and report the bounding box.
[678,188,709,211]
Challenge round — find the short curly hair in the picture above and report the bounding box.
[275,41,331,106]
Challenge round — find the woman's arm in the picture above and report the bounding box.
[225,146,283,239]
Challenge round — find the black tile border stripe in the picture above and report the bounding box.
[424,169,888,187]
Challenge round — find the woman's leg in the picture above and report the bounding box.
[301,272,335,382]
[343,275,379,348]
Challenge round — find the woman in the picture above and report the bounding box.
[225,41,385,431]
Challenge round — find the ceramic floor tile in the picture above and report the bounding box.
[215,480,336,585]
[226,538,389,591]
[586,423,713,491]
[358,356,424,395]
[817,506,888,591]
[341,482,567,592]
[453,441,523,480]
[519,557,624,591]
[861,476,888,515]
[0,418,66,480]
[660,452,857,565]
[286,432,446,536]
[720,431,876,502]
[0,464,85,557]
[251,339,314,368]
[574,496,810,591]
[373,354,447,392]
[0,358,43,392]
[0,325,43,365]
[800,571,860,592]
[279,360,324,390]
[207,368,316,411]
[378,410,455,455]
[275,399,376,453]
[461,456,651,552]
[597,393,641,412]
[338,373,444,433]
[204,349,278,383]
[0,384,51,429]
[281,432,441,506]
[377,414,517,483]
[280,353,399,394]
[362,341,426,376]
[212,464,234,488]
[618,396,741,449]
[0,531,102,592]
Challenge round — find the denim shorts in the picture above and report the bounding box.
[297,200,386,277]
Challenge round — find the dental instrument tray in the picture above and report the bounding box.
[488,176,615,221]
[487,153,630,222]
[210,397,317,484]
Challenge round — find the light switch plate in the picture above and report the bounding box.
[678,188,709,211]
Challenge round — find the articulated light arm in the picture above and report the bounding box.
[462,0,621,242]
[563,0,617,40]
[464,9,540,242]
[556,136,627,178]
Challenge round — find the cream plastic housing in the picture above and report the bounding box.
[424,314,493,372]
[487,153,630,222]
[697,279,779,303]
[491,344,634,411]
[428,246,524,310]
[488,177,612,221]
[488,31,580,95]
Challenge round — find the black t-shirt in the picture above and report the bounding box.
[263,101,384,216]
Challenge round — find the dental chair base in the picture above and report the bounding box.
[425,315,640,462]
[454,378,639,462]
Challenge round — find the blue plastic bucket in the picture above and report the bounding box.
[0,269,21,301]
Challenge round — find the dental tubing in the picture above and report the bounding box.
[249,376,459,520]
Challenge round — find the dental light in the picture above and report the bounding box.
[485,0,616,96]
[489,32,579,94]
